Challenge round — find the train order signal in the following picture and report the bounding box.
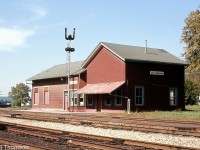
[65,28,75,41]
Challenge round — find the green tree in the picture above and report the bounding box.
[8,83,30,107]
[181,9,200,72]
[185,78,199,105]
[186,72,200,93]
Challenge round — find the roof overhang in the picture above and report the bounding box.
[75,81,125,94]
[27,68,86,81]
[125,59,188,66]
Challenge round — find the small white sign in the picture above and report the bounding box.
[150,71,164,76]
[70,80,78,84]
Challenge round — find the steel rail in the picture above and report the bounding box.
[4,113,200,138]
[0,120,198,150]
[2,109,200,125]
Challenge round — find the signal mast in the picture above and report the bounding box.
[64,28,75,110]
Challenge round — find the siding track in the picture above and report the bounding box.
[0,121,197,150]
[2,111,200,138]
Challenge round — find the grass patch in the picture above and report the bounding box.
[129,110,200,121]
[107,105,200,121]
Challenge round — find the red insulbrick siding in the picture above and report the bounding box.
[85,109,96,112]
[86,47,125,83]
[32,84,67,109]
[71,73,86,90]
[79,72,86,89]
[69,106,86,112]
[126,62,185,111]
[32,78,68,109]
[101,109,125,113]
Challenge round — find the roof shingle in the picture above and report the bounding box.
[27,61,84,81]
[82,42,187,67]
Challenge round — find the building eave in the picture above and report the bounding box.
[125,59,188,66]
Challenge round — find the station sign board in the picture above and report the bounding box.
[150,71,164,76]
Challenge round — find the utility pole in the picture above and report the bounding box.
[64,28,75,111]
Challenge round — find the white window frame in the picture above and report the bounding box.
[169,88,178,106]
[79,94,85,106]
[70,90,74,106]
[135,86,144,106]
[64,90,68,96]
[74,91,78,106]
[70,90,78,106]
[105,96,111,106]
[70,80,78,85]
[74,93,77,98]
[87,95,93,106]
[115,90,122,106]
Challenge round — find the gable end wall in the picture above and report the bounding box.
[86,47,125,83]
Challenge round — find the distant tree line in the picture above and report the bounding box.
[0,99,11,105]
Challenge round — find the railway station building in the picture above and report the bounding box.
[27,42,187,112]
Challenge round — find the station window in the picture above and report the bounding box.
[105,96,111,106]
[74,92,78,106]
[70,90,77,106]
[170,88,178,106]
[115,90,122,106]
[87,95,93,106]
[135,86,144,106]
[34,88,39,105]
[79,94,84,106]
[64,91,68,107]
[64,91,68,96]
[43,87,49,104]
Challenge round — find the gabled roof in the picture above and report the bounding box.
[27,61,84,81]
[82,42,187,68]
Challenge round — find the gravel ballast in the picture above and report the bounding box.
[0,131,85,150]
[0,117,199,149]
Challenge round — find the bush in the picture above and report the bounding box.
[185,96,197,105]
[185,79,199,105]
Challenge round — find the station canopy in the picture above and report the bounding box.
[75,81,125,94]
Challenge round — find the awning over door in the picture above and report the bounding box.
[76,81,125,94]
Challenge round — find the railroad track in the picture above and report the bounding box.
[3,112,200,138]
[2,108,200,125]
[0,121,198,150]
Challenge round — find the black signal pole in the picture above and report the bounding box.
[64,28,75,111]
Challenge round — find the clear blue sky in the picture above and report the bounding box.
[0,0,199,96]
